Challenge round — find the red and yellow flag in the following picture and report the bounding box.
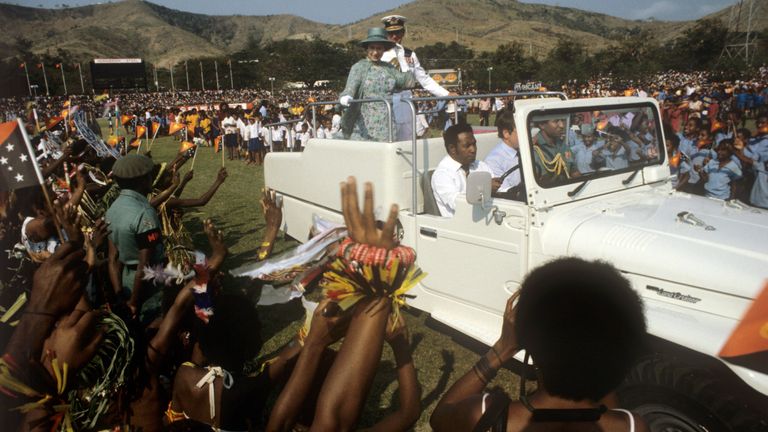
[63,100,71,108]
[129,138,142,148]
[213,136,222,153]
[135,125,147,138]
[719,283,768,374]
[60,109,69,118]
[710,120,725,133]
[151,121,160,135]
[107,136,119,147]
[168,122,186,135]
[179,141,195,153]
[121,115,133,126]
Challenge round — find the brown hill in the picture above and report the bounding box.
[0,0,754,64]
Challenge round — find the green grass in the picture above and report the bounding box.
[110,126,522,430]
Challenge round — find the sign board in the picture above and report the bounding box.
[428,69,461,88]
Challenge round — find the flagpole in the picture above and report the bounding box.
[58,64,68,95]
[40,63,50,96]
[17,118,65,240]
[32,108,40,133]
[147,122,160,152]
[228,59,234,89]
[214,61,220,91]
[76,63,85,94]
[185,61,190,91]
[22,63,31,96]
[190,144,199,170]
[199,61,205,91]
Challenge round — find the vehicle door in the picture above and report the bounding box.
[414,196,528,317]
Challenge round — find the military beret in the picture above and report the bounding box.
[112,154,154,179]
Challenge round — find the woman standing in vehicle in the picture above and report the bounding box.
[337,28,416,142]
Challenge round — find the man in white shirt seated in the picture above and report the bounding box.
[432,123,499,217]
[484,109,523,200]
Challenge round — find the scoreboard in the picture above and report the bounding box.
[90,58,147,91]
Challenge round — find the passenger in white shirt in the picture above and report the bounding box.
[431,123,499,217]
[484,109,523,200]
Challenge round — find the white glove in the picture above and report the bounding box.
[339,95,352,107]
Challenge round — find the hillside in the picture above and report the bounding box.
[0,0,758,65]
[320,0,681,54]
[0,0,328,66]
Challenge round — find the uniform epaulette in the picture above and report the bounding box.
[404,48,413,57]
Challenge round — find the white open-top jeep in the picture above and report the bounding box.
[265,94,768,431]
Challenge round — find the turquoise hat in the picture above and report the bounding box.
[359,28,394,48]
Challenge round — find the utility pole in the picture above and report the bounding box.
[185,61,190,91]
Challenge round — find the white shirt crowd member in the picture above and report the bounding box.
[222,116,238,135]
[431,155,494,217]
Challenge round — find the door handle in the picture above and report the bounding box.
[420,227,437,238]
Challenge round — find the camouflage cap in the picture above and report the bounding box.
[111,154,154,179]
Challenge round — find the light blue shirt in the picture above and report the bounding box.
[484,141,521,193]
[703,159,742,200]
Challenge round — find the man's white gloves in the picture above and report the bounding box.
[339,95,353,107]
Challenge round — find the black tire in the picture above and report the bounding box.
[618,355,768,432]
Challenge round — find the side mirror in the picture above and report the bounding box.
[466,171,492,207]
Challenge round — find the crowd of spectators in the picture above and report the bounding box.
[0,66,765,431]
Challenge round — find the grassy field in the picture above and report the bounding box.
[134,130,522,430]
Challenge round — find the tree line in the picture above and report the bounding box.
[1,19,765,98]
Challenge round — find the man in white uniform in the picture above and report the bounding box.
[432,123,499,217]
[381,15,454,142]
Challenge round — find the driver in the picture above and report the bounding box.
[485,109,523,200]
[432,123,498,217]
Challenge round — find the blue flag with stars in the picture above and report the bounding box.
[0,120,40,191]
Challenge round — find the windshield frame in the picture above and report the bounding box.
[525,101,665,189]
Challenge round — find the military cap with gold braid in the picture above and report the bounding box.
[382,15,407,32]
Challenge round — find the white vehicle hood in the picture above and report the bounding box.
[540,188,768,302]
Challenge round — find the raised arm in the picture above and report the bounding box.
[363,315,420,432]
[166,167,227,209]
[266,298,352,432]
[149,170,180,208]
[431,293,520,431]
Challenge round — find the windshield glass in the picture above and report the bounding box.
[527,104,663,188]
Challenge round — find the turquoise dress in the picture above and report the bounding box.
[339,59,416,141]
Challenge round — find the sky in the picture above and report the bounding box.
[11,0,739,23]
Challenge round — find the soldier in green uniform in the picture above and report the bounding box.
[106,154,165,322]
[532,117,579,185]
